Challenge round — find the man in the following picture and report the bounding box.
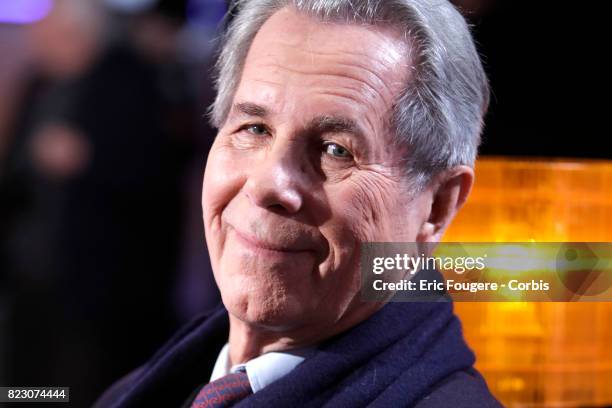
[96,0,501,406]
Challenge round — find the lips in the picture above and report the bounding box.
[229,224,315,254]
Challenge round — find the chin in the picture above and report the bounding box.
[222,283,312,331]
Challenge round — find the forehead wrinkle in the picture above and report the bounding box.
[276,42,407,84]
[316,60,398,105]
[302,46,403,62]
[247,61,393,119]
[314,89,380,128]
[261,41,402,101]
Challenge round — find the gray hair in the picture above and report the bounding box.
[210,0,489,188]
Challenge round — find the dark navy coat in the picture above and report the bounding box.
[95,301,502,407]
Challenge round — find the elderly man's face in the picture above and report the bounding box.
[203,8,431,334]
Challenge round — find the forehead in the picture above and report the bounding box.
[234,7,410,136]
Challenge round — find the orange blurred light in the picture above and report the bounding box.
[445,157,612,407]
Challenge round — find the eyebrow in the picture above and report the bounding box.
[233,102,269,118]
[230,102,368,146]
[309,115,365,141]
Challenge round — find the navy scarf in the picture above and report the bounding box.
[99,300,478,407]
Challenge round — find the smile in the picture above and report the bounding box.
[230,225,314,256]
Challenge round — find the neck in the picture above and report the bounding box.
[227,315,301,365]
[226,301,385,366]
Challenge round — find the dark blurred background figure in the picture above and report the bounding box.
[1,0,176,405]
[109,0,225,321]
[0,0,223,405]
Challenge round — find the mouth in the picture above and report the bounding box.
[229,224,314,255]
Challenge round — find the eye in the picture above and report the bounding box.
[242,124,269,136]
[323,142,353,159]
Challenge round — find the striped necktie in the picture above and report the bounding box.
[190,371,252,408]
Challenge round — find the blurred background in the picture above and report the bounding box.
[0,0,609,407]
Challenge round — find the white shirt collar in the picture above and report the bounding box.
[209,343,311,392]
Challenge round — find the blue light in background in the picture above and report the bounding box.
[104,0,157,14]
[0,0,54,24]
[186,0,227,29]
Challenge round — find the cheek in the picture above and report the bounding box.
[315,182,384,286]
[203,144,243,214]
[329,177,397,243]
[202,144,246,256]
[315,180,411,308]
[318,176,416,274]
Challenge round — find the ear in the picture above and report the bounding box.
[416,165,474,243]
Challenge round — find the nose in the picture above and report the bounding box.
[243,145,307,214]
